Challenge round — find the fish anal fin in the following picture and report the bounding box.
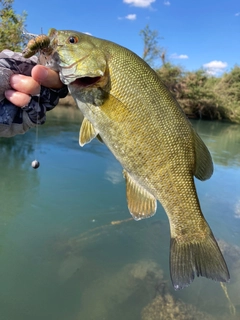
[123,170,157,220]
[170,231,230,290]
[79,118,98,147]
[194,132,213,181]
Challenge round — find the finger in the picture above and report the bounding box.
[31,65,63,89]
[5,90,31,107]
[10,74,40,96]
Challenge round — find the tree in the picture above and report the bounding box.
[156,62,183,99]
[139,25,240,122]
[214,65,240,122]
[0,0,27,52]
[139,25,164,67]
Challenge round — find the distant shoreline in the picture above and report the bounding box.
[58,94,239,124]
[58,94,77,107]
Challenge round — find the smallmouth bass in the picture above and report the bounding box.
[24,29,230,289]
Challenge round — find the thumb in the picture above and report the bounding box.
[31,65,63,89]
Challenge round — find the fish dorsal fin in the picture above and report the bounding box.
[193,132,213,181]
[79,118,98,147]
[123,170,157,220]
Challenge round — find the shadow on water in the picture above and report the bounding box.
[0,108,239,320]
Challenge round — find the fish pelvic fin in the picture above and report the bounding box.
[123,170,157,220]
[79,117,98,147]
[170,231,230,290]
[193,132,213,181]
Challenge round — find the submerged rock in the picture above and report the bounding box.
[75,259,164,320]
[141,293,215,320]
[129,260,163,281]
[218,239,240,308]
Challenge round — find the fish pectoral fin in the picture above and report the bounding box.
[170,231,230,290]
[79,118,98,147]
[194,132,213,180]
[123,170,157,220]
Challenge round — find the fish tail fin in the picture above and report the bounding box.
[170,231,230,290]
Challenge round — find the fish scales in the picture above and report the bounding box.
[23,29,229,289]
[93,44,202,229]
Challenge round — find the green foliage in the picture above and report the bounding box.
[140,25,240,123]
[0,0,27,52]
[175,69,225,120]
[156,62,183,98]
[164,66,240,122]
[214,66,240,122]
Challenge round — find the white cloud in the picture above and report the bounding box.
[171,53,189,59]
[123,0,155,8]
[203,60,228,76]
[235,12,240,16]
[126,14,137,20]
[118,14,137,20]
[163,1,171,5]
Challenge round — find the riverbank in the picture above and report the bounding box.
[156,64,240,124]
[58,94,240,124]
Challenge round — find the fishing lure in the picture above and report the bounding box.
[22,34,52,58]
[31,160,40,169]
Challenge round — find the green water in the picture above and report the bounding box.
[0,107,239,320]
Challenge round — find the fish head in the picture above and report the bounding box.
[43,29,108,89]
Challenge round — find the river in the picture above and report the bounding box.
[0,106,239,320]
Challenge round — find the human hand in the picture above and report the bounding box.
[5,65,64,107]
[0,50,68,137]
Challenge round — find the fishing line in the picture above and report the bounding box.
[31,91,40,169]
[31,30,43,169]
[220,282,236,316]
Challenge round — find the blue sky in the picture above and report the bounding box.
[14,0,240,76]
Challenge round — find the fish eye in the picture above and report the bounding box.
[68,36,78,44]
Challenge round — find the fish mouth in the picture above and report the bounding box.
[70,76,102,88]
